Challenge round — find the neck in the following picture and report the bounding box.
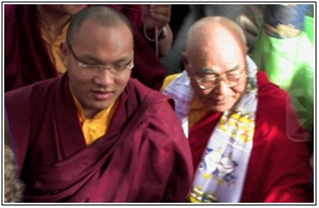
[83,108,101,120]
[36,6,71,38]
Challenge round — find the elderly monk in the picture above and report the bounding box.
[5,6,192,202]
[5,4,172,91]
[162,16,312,202]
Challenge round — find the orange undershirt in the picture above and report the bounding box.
[71,90,118,146]
[161,73,210,127]
[39,16,69,76]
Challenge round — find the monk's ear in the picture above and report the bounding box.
[182,52,190,74]
[60,42,69,66]
[245,46,249,54]
[182,52,188,66]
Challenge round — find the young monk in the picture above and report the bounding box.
[5,6,192,202]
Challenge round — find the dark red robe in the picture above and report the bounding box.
[5,5,165,92]
[189,72,312,202]
[5,74,193,202]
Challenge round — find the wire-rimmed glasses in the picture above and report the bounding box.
[67,43,134,76]
[190,65,247,90]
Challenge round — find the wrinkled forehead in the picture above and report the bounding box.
[187,42,246,75]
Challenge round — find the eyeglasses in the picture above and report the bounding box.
[190,66,247,90]
[67,43,134,75]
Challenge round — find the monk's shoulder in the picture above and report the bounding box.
[161,73,182,92]
[257,71,290,109]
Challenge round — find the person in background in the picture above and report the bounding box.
[5,4,172,91]
[251,4,314,149]
[5,6,192,202]
[162,16,312,202]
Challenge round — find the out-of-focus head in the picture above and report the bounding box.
[36,5,86,16]
[62,6,134,118]
[182,16,248,112]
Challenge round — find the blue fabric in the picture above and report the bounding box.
[264,5,311,31]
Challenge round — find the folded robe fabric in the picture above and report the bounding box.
[5,74,193,202]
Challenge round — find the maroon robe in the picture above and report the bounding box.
[189,72,312,202]
[5,5,165,92]
[5,74,193,202]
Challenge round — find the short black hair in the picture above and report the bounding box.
[66,6,133,44]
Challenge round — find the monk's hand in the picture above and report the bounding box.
[142,5,171,38]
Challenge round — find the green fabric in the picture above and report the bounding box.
[251,28,314,130]
[304,16,314,45]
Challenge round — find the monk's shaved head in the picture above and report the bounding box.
[66,6,133,44]
[185,16,247,56]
